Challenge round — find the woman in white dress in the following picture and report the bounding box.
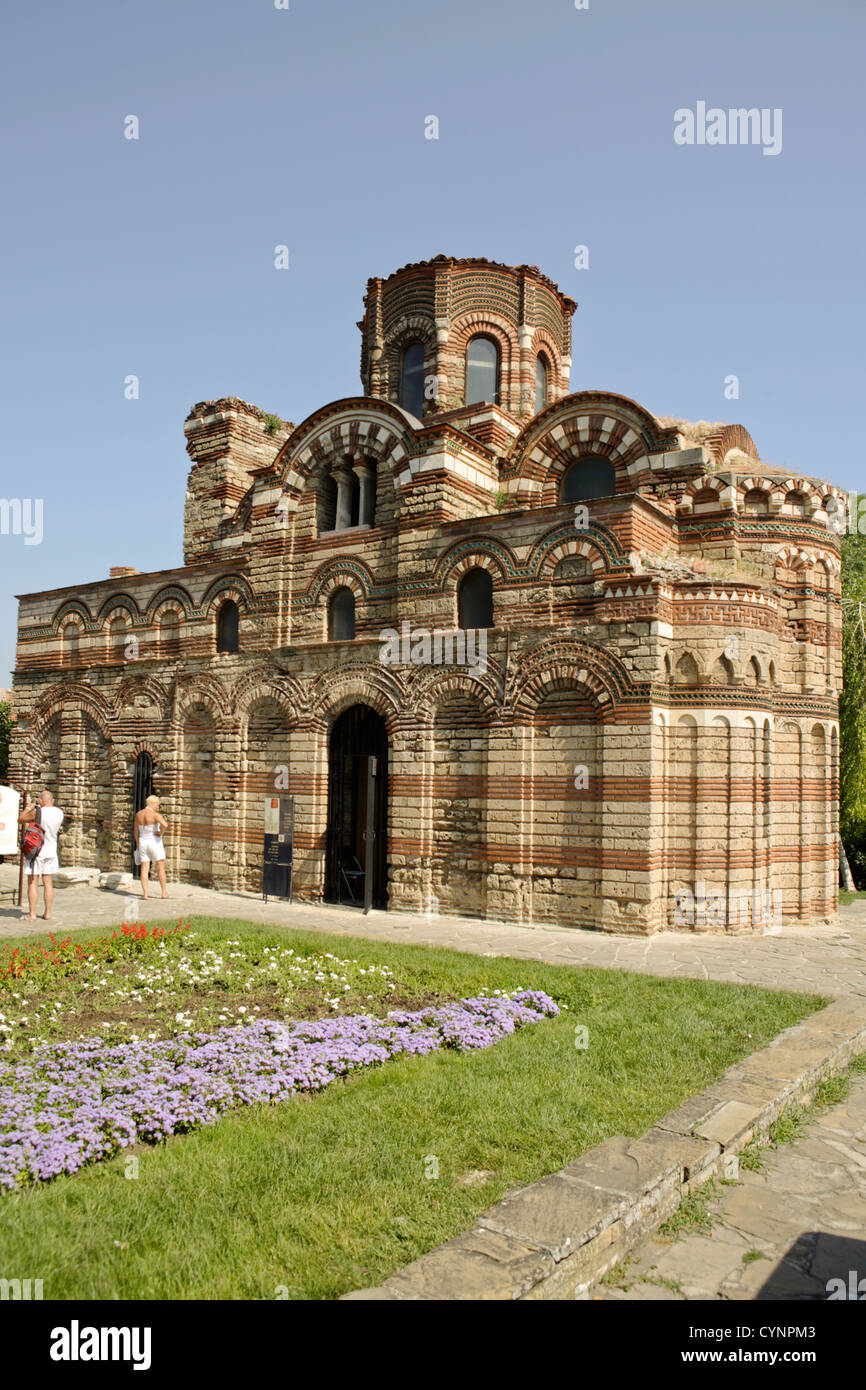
[133,795,169,900]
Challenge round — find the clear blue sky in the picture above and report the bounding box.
[1,0,863,683]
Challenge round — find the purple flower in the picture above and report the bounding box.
[0,992,558,1189]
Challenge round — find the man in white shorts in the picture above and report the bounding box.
[134,795,169,899]
[18,790,64,921]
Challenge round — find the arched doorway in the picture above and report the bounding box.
[326,704,388,909]
[131,751,153,874]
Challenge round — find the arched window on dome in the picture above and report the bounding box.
[535,354,549,413]
[400,341,425,418]
[216,599,240,653]
[465,336,500,406]
[329,587,355,641]
[458,568,494,630]
[561,457,616,503]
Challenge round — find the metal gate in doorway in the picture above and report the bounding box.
[325,705,388,911]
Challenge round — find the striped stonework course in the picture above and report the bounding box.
[10,257,848,934]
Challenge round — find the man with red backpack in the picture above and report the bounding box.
[18,790,64,921]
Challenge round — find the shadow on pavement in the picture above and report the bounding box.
[757,1234,866,1299]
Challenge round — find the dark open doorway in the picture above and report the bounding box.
[325,704,388,909]
[131,751,153,875]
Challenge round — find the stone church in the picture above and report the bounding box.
[11,256,845,931]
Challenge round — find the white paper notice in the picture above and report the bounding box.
[0,786,21,856]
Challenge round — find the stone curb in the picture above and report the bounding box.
[341,1000,866,1301]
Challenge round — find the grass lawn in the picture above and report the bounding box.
[839,890,866,905]
[0,915,824,1300]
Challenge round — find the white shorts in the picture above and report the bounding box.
[25,854,59,876]
[138,838,166,863]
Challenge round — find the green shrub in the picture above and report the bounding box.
[0,702,12,783]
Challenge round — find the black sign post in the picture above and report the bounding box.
[263,795,294,903]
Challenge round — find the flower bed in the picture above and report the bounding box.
[1,922,192,982]
[0,925,402,1055]
[0,991,558,1190]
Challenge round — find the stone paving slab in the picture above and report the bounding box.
[599,1073,866,1301]
[373,1226,553,1302]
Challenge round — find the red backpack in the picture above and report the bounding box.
[21,807,45,860]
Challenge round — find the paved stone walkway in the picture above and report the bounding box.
[2,864,865,1002]
[599,1072,866,1300]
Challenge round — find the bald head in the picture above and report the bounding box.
[39,791,54,806]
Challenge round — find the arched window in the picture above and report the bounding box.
[400,341,425,418]
[360,459,377,528]
[329,587,355,641]
[63,622,80,665]
[458,568,494,630]
[535,354,549,413]
[217,599,240,653]
[465,336,500,406]
[318,471,338,533]
[561,457,616,503]
[348,470,361,528]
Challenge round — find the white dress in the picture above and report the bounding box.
[138,820,166,863]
